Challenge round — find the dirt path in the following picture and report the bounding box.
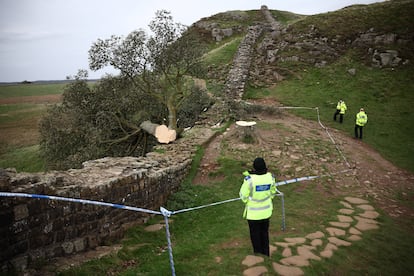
[31,98,414,274]
[193,101,414,228]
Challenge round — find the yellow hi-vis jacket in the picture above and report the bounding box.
[356,111,368,126]
[337,101,347,114]
[340,102,347,114]
[239,172,277,220]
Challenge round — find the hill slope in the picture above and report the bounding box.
[192,0,414,172]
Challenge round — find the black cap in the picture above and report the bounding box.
[253,157,267,174]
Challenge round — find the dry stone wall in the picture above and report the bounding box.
[0,126,216,273]
[223,24,264,101]
[223,5,286,101]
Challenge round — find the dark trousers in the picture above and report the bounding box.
[248,219,270,256]
[333,110,344,123]
[355,125,364,139]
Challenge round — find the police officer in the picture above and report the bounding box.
[239,157,277,256]
[333,99,347,123]
[355,107,368,139]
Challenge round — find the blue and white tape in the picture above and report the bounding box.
[0,192,162,215]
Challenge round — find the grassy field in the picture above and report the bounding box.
[245,60,414,173]
[0,83,66,172]
[56,147,414,276]
[2,57,413,276]
[0,83,66,98]
[2,73,411,275]
[1,2,413,275]
[3,63,413,174]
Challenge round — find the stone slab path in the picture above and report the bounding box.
[143,196,380,275]
[241,196,380,276]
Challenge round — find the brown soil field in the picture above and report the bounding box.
[0,94,62,105]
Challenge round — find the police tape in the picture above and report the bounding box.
[0,105,350,214]
[0,191,276,216]
[1,105,353,275]
[274,107,317,110]
[277,176,319,186]
[0,169,346,276]
[273,106,351,169]
[172,197,241,215]
[0,167,351,215]
[275,169,353,186]
[0,192,162,215]
[258,105,351,169]
[315,107,351,168]
[1,167,350,233]
[172,190,285,215]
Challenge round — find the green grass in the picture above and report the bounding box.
[58,149,414,275]
[269,10,306,24]
[1,77,410,274]
[0,103,47,124]
[0,145,45,172]
[203,36,242,67]
[0,102,49,157]
[2,2,413,274]
[0,83,66,98]
[0,82,66,171]
[305,212,414,275]
[246,59,414,173]
[205,10,263,29]
[290,0,414,41]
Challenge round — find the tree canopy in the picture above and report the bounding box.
[39,11,212,170]
[88,10,206,129]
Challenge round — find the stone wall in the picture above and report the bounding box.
[223,24,263,101]
[0,126,216,273]
[223,5,281,101]
[260,5,283,34]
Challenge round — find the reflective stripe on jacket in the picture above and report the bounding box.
[356,111,368,126]
[239,172,277,220]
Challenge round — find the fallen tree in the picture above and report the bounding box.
[140,121,177,144]
[39,11,212,170]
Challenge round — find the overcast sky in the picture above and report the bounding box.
[0,0,384,82]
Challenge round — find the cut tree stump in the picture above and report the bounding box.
[235,121,257,143]
[140,120,177,144]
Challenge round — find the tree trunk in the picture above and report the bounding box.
[140,120,176,144]
[167,98,178,130]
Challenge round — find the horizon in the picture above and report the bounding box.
[0,78,100,85]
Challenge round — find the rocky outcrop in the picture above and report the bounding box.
[250,8,412,86]
[352,29,410,67]
[192,11,246,42]
[371,49,404,67]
